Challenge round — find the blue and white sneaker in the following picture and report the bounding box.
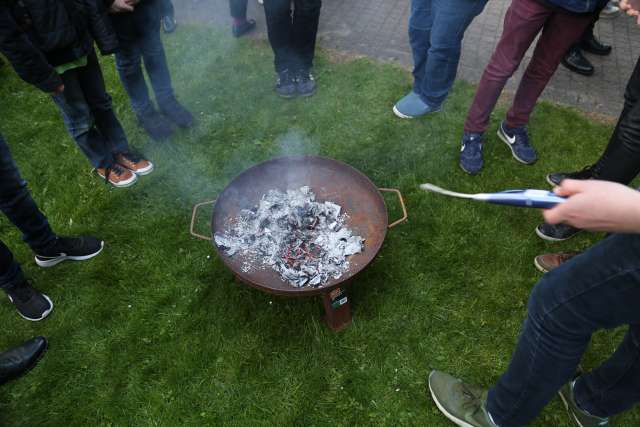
[393,91,441,119]
[459,132,484,175]
[497,121,537,165]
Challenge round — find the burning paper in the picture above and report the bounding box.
[214,186,364,288]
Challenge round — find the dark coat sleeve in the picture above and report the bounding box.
[0,5,62,93]
[84,0,119,55]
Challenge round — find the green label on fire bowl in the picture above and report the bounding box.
[330,288,348,309]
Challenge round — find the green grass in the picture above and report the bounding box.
[0,26,638,426]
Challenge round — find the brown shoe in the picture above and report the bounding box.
[96,164,138,188]
[115,151,154,176]
[534,251,581,273]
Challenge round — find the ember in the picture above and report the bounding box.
[214,186,364,287]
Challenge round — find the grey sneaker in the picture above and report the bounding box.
[428,371,497,427]
[558,380,609,427]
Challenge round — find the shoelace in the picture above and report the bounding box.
[103,164,127,183]
[459,383,486,415]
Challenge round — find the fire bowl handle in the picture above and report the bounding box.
[190,200,216,241]
[378,188,408,228]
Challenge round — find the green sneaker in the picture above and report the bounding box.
[428,371,497,427]
[558,380,609,427]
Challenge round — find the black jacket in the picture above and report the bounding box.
[0,0,118,93]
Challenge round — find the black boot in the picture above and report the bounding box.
[561,46,594,76]
[581,33,612,56]
[160,97,194,128]
[0,336,47,385]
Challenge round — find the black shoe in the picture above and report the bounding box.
[4,281,53,322]
[536,223,581,242]
[561,47,594,76]
[137,107,175,141]
[160,97,194,128]
[546,165,596,186]
[232,19,256,37]
[0,336,47,385]
[34,236,104,268]
[276,70,297,98]
[162,15,177,34]
[296,70,317,97]
[581,33,612,56]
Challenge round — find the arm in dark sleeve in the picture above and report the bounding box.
[85,0,119,55]
[0,6,62,93]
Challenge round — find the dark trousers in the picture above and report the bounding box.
[263,0,321,73]
[464,0,592,133]
[0,133,56,290]
[0,241,24,291]
[230,0,248,19]
[115,25,175,115]
[52,50,130,169]
[591,56,640,184]
[487,233,640,426]
[409,0,488,108]
[160,0,174,17]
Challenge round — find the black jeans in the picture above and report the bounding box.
[52,50,130,169]
[160,0,174,18]
[115,24,175,116]
[592,55,640,184]
[487,233,640,426]
[230,0,248,19]
[0,133,56,290]
[263,0,322,73]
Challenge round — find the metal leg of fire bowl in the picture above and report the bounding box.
[321,287,352,332]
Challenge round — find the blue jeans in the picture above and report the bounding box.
[487,233,640,426]
[0,133,56,290]
[52,50,130,169]
[409,0,487,108]
[115,28,174,115]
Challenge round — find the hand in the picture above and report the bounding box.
[50,84,64,96]
[543,180,640,233]
[109,0,134,13]
[620,0,640,24]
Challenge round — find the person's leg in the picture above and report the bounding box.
[487,233,640,426]
[0,240,24,292]
[263,0,294,73]
[504,10,592,129]
[417,0,487,108]
[51,69,114,169]
[77,50,130,156]
[139,28,174,107]
[115,36,153,116]
[229,0,248,20]
[0,135,56,252]
[591,56,640,184]
[291,0,321,73]
[463,0,551,134]
[408,0,434,98]
[574,324,640,417]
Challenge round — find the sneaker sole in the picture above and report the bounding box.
[533,256,550,274]
[459,161,481,176]
[497,126,536,165]
[546,174,560,187]
[277,91,297,99]
[35,241,104,268]
[428,372,477,427]
[392,105,415,119]
[96,171,138,188]
[535,226,580,242]
[121,162,154,177]
[8,294,53,322]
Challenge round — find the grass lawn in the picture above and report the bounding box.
[0,26,638,426]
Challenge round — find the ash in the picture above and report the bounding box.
[214,186,364,288]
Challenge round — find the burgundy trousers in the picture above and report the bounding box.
[464,0,592,134]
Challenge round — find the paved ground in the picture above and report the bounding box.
[177,0,640,117]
